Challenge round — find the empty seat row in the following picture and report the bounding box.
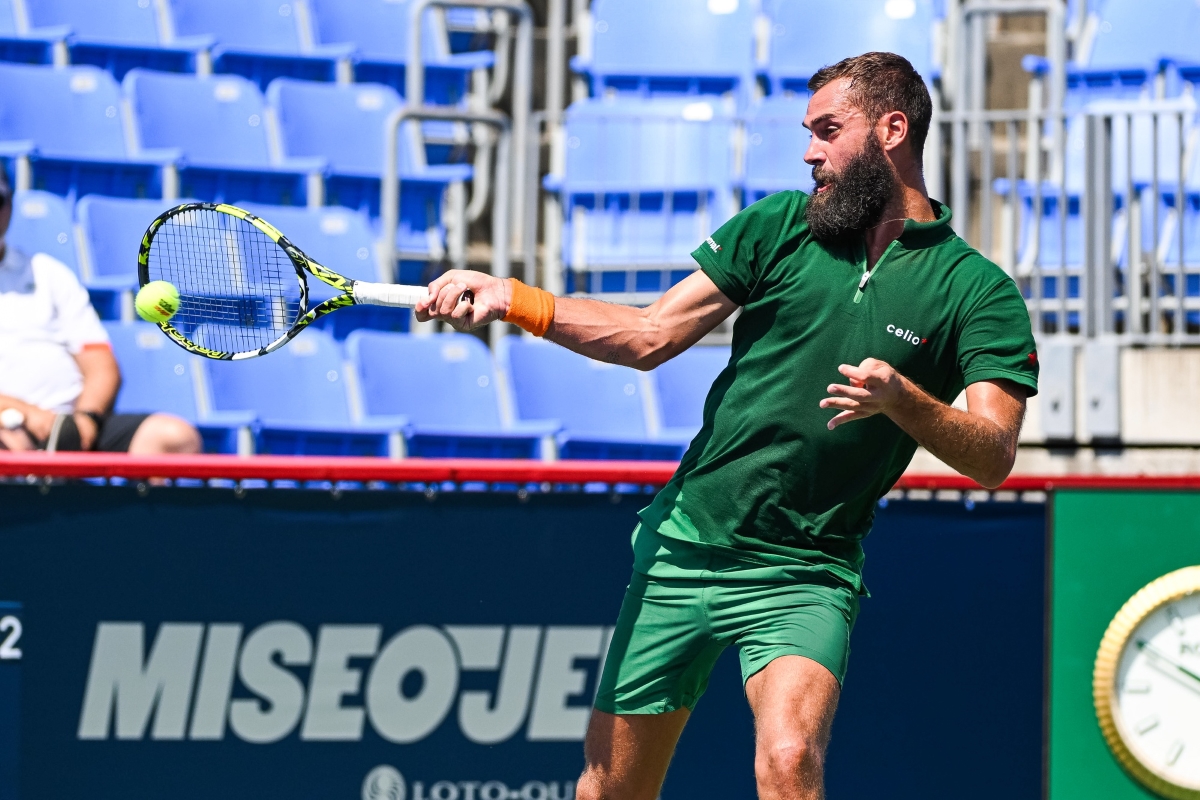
[549,94,812,299]
[0,0,490,99]
[107,322,730,460]
[574,0,941,104]
[1063,0,1200,95]
[0,64,467,256]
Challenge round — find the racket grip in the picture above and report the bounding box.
[352,281,429,308]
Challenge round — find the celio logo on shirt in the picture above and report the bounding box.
[886,323,926,345]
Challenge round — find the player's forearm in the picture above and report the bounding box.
[886,379,1018,489]
[544,297,678,370]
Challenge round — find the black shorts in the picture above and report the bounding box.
[45,413,151,452]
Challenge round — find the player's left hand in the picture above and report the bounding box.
[820,358,908,430]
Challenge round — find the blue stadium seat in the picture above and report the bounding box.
[6,190,77,274]
[347,331,554,459]
[124,69,322,205]
[25,0,210,79]
[652,345,729,439]
[309,0,491,104]
[198,325,404,456]
[0,0,67,66]
[105,321,255,454]
[765,0,939,94]
[77,195,185,293]
[550,96,737,299]
[573,0,758,100]
[265,78,469,254]
[744,95,814,202]
[501,337,686,461]
[234,201,401,338]
[1079,0,1200,82]
[0,63,173,200]
[169,0,354,90]
[443,7,490,54]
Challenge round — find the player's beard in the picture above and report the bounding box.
[805,135,897,244]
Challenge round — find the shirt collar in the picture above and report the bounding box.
[897,199,955,249]
[0,245,35,294]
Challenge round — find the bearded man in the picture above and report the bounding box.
[416,52,1038,800]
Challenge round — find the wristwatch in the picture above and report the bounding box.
[0,408,25,430]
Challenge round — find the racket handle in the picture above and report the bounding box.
[352,281,429,308]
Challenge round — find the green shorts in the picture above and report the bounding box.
[595,573,859,715]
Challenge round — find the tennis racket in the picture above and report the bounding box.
[137,202,471,360]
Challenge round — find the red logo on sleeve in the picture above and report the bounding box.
[1027,352,1038,364]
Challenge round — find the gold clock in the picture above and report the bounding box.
[1094,566,1200,800]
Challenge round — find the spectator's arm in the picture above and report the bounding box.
[0,394,40,419]
[69,345,121,451]
[73,345,120,415]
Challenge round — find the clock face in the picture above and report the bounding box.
[1113,591,1200,791]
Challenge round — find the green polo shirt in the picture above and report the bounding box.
[634,191,1038,594]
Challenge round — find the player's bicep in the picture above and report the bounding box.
[647,269,739,351]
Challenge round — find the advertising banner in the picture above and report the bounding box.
[1,484,1044,799]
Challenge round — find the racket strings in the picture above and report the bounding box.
[147,207,304,355]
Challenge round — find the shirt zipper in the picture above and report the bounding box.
[853,239,901,304]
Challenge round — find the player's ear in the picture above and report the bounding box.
[878,110,909,153]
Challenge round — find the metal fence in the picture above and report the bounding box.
[936,101,1200,343]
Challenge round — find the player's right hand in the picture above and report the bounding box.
[415,269,513,333]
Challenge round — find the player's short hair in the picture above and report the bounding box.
[808,51,933,163]
[0,169,10,208]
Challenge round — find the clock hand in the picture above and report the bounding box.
[1137,640,1200,689]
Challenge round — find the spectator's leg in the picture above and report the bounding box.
[125,414,202,455]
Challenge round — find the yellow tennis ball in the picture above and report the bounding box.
[135,280,181,323]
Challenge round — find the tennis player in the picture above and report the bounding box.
[417,52,1038,800]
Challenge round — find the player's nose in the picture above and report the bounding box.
[803,140,823,167]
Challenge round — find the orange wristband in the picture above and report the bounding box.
[501,278,555,337]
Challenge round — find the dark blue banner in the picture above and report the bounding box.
[0,485,1044,799]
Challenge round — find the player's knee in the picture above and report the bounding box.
[129,414,202,454]
[755,736,824,788]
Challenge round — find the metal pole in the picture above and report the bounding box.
[1082,113,1113,337]
[950,117,968,234]
[382,106,513,346]
[545,0,566,129]
[1176,111,1186,343]
[542,0,571,293]
[1081,114,1096,338]
[524,111,543,290]
[1147,110,1156,335]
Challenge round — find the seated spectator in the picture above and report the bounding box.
[0,176,200,454]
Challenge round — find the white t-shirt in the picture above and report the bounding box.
[0,247,109,412]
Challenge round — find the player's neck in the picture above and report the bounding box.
[863,179,935,269]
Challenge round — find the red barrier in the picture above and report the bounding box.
[1,452,1200,490]
[0,452,679,484]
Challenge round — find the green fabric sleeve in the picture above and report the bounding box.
[957,276,1040,396]
[691,191,804,306]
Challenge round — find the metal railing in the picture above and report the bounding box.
[408,0,533,253]
[936,101,1200,343]
[381,105,512,347]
